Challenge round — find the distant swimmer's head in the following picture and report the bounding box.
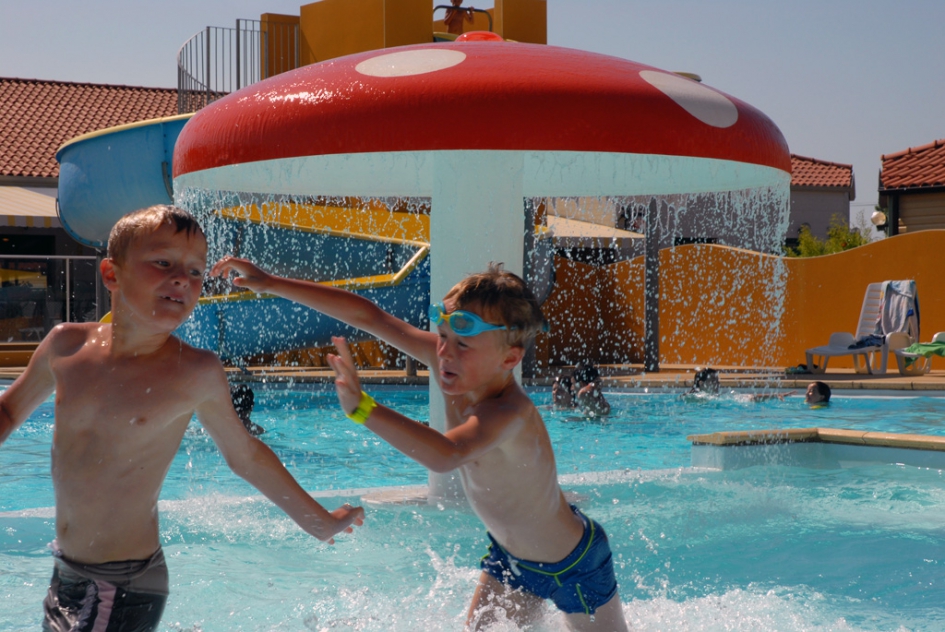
[107,205,205,265]
[573,361,601,386]
[231,383,255,417]
[690,367,720,394]
[443,262,547,348]
[805,381,831,406]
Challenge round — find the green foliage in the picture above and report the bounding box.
[785,214,870,257]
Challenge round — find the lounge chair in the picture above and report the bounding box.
[804,280,919,375]
[891,331,945,376]
[805,332,877,374]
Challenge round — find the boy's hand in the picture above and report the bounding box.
[209,256,274,293]
[322,503,365,544]
[327,336,363,416]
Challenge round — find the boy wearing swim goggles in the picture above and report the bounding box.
[210,258,629,632]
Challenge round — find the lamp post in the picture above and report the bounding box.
[871,210,888,236]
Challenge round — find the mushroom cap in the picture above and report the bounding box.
[174,42,790,179]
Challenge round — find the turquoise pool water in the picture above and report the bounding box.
[2,387,945,630]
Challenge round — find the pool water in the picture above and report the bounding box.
[3,387,945,631]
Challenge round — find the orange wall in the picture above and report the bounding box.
[779,230,945,366]
[300,0,431,64]
[541,231,945,369]
[655,245,789,367]
[260,13,301,78]
[300,0,383,64]
[495,0,546,43]
[535,258,609,369]
[384,0,433,47]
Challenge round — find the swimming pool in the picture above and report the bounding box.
[3,387,945,630]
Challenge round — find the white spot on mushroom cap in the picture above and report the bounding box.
[639,70,738,129]
[355,49,467,78]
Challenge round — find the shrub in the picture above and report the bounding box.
[785,214,870,257]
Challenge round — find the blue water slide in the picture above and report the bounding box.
[55,114,193,248]
[54,112,435,360]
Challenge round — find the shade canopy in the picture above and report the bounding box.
[173,42,791,197]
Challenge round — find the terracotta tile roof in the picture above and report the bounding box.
[790,154,854,191]
[0,78,178,179]
[880,139,945,190]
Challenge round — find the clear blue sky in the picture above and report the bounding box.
[3,0,943,227]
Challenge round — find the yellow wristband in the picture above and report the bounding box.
[346,391,377,424]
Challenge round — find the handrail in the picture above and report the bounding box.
[198,245,429,304]
[197,207,430,305]
[214,204,429,249]
[433,5,494,32]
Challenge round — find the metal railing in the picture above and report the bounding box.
[177,19,300,114]
[0,255,100,342]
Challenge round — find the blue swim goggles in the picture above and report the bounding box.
[428,303,508,337]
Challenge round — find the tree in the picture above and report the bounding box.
[785,213,870,257]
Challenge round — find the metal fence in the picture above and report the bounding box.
[0,256,100,342]
[177,19,300,114]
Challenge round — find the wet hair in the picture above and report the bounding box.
[555,375,573,392]
[443,262,547,348]
[107,205,205,264]
[810,381,831,403]
[231,384,255,415]
[573,361,601,384]
[692,367,720,393]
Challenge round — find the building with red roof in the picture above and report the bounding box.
[787,154,855,243]
[0,77,177,245]
[1,77,178,188]
[879,139,945,235]
[0,77,178,338]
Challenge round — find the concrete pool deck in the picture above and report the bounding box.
[688,427,945,470]
[220,364,945,392]
[1,362,942,391]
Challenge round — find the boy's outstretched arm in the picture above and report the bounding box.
[0,328,58,445]
[194,353,363,543]
[328,337,521,473]
[210,256,438,367]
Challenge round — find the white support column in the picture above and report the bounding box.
[428,150,525,502]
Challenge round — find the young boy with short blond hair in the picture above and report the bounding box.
[0,205,363,632]
[211,256,628,631]
[443,0,475,35]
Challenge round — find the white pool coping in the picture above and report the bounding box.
[689,427,945,470]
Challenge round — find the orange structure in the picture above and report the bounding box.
[298,0,545,64]
[536,230,945,370]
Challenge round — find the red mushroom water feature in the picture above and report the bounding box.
[173,41,790,500]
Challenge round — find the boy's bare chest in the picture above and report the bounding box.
[53,350,198,432]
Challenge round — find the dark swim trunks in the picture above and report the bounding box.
[42,541,169,632]
[480,506,618,615]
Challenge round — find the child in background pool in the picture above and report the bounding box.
[552,374,575,408]
[806,381,831,407]
[572,361,612,416]
[231,383,265,436]
[687,367,720,397]
[0,206,363,632]
[444,0,475,35]
[211,257,629,631]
